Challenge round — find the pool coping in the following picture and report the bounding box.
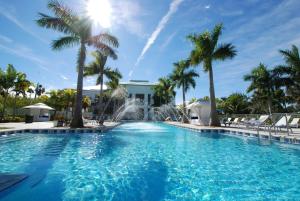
[0,123,121,136]
[165,122,300,145]
[1,121,299,145]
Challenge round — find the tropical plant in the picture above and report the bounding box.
[61,89,76,119]
[218,93,249,114]
[37,0,119,127]
[0,64,18,120]
[153,77,175,106]
[170,60,199,123]
[12,72,32,118]
[188,23,237,126]
[189,97,198,104]
[47,90,64,116]
[244,63,283,114]
[82,96,91,111]
[34,83,45,99]
[273,45,300,107]
[83,50,121,124]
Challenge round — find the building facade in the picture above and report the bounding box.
[82,80,157,120]
[120,80,157,120]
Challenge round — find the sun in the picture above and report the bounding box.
[86,0,112,28]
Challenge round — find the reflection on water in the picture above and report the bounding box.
[0,123,300,200]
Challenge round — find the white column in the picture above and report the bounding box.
[144,94,148,120]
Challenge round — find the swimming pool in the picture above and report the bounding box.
[0,122,300,200]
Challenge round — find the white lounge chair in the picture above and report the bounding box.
[248,115,270,130]
[223,118,232,127]
[290,118,299,128]
[231,118,240,127]
[83,117,99,126]
[273,115,292,134]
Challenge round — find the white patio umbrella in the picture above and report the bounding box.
[23,103,55,110]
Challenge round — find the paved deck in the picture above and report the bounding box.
[0,121,120,132]
[165,121,300,141]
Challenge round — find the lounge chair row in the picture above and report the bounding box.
[223,115,300,134]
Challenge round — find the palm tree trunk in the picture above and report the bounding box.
[99,70,104,125]
[13,95,17,120]
[208,62,220,126]
[182,84,188,123]
[267,92,273,115]
[70,42,86,128]
[1,93,8,121]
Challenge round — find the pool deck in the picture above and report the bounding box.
[165,121,300,143]
[0,121,121,134]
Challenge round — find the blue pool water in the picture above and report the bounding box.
[0,122,300,200]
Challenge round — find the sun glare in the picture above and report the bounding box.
[87,0,112,28]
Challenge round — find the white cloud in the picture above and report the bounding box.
[0,5,47,43]
[128,70,133,77]
[135,0,184,66]
[160,31,177,51]
[205,5,210,9]
[111,0,146,38]
[60,74,69,80]
[0,42,50,71]
[0,34,13,43]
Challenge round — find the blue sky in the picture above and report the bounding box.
[0,0,300,104]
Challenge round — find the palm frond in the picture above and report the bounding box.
[211,23,223,48]
[83,63,99,77]
[52,36,80,50]
[89,33,119,48]
[213,43,237,60]
[91,42,117,60]
[36,13,73,34]
[47,0,77,22]
[189,49,203,66]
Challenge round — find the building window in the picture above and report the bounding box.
[129,94,132,98]
[148,94,151,103]
[136,94,145,101]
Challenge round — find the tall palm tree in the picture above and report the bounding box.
[170,60,199,123]
[273,45,300,106]
[153,77,176,106]
[83,50,121,124]
[244,63,282,115]
[188,23,236,126]
[37,1,118,128]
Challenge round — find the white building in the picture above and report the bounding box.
[83,80,157,120]
[121,80,157,120]
[82,85,107,101]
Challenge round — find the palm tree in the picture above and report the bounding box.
[170,60,199,123]
[153,77,176,106]
[83,50,121,124]
[244,63,282,115]
[273,45,300,107]
[34,83,45,99]
[37,1,118,128]
[61,89,76,119]
[187,23,236,126]
[82,96,91,111]
[13,72,32,119]
[0,64,17,121]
